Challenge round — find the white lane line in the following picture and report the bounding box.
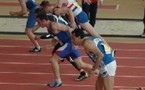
[0,82,143,89]
[0,71,145,78]
[116,49,145,51]
[0,82,46,86]
[0,53,50,56]
[1,39,145,44]
[0,61,145,69]
[0,62,52,65]
[0,45,32,48]
[0,53,145,60]
[1,45,145,51]
[0,71,76,76]
[117,66,145,69]
[116,57,145,60]
[0,45,52,49]
[116,4,119,10]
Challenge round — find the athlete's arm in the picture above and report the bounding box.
[32,24,40,32]
[53,7,76,29]
[52,22,74,35]
[84,40,103,70]
[9,0,27,16]
[66,9,77,29]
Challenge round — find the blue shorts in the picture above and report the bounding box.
[26,7,37,28]
[76,11,89,23]
[55,43,81,60]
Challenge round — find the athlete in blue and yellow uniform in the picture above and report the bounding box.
[35,9,95,88]
[9,0,41,52]
[72,28,117,90]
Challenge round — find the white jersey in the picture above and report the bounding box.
[58,0,82,16]
[67,0,82,16]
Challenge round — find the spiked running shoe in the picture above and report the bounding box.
[75,71,88,81]
[47,80,62,88]
[29,47,41,52]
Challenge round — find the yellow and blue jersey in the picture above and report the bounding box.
[86,37,115,65]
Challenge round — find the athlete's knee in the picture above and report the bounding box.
[76,61,85,69]
[49,57,56,63]
[25,29,28,34]
[49,55,60,63]
[25,29,30,34]
[25,28,33,33]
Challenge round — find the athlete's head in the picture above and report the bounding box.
[40,0,54,13]
[40,0,51,7]
[35,8,48,20]
[35,7,56,21]
[35,8,49,28]
[72,28,85,45]
[72,28,85,38]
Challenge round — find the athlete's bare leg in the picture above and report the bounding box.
[80,22,109,46]
[96,75,114,90]
[96,75,104,90]
[25,28,41,51]
[103,76,114,90]
[49,53,62,82]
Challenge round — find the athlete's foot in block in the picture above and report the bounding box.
[29,47,41,52]
[47,80,62,88]
[75,71,88,81]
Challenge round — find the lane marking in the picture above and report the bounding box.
[1,39,145,44]
[1,45,145,51]
[0,53,49,56]
[116,49,145,51]
[98,4,119,10]
[0,71,145,78]
[0,53,145,60]
[0,45,32,48]
[116,4,119,10]
[0,52,145,60]
[0,82,143,89]
[0,61,145,69]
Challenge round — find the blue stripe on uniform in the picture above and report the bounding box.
[72,6,77,12]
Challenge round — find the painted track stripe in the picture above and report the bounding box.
[0,71,145,78]
[0,53,145,60]
[1,45,145,51]
[0,82,144,89]
[0,61,145,69]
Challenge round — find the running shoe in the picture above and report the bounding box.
[47,80,62,88]
[29,47,41,52]
[75,71,88,81]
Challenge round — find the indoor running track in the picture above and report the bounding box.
[0,39,145,90]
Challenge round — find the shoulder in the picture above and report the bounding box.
[83,39,97,52]
[51,22,60,30]
[84,39,94,48]
[51,22,57,27]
